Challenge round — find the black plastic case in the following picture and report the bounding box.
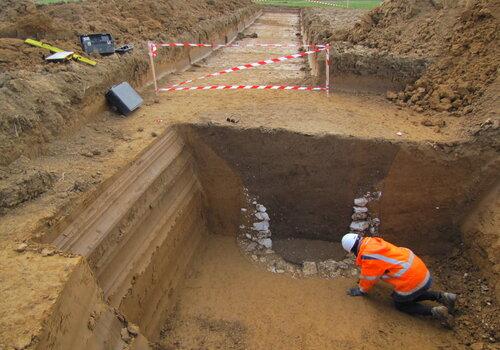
[105,82,143,116]
[80,34,115,55]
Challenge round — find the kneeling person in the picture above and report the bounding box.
[341,233,457,328]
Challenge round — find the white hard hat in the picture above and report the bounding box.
[341,233,359,253]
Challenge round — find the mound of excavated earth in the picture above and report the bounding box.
[304,0,499,118]
[0,0,257,166]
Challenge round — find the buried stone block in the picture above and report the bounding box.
[255,212,270,221]
[353,206,368,213]
[258,238,273,249]
[245,242,258,252]
[370,218,381,227]
[255,230,271,240]
[253,221,270,231]
[302,261,318,276]
[256,204,267,213]
[350,221,370,232]
[317,260,341,277]
[354,197,369,207]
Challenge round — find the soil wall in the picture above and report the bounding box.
[180,124,498,256]
[179,127,247,237]
[34,259,151,350]
[45,128,210,342]
[461,180,500,301]
[301,10,429,92]
[147,9,262,88]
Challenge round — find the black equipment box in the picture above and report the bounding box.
[115,44,134,54]
[80,33,115,55]
[105,82,143,116]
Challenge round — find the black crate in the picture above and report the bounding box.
[106,82,143,116]
[80,33,115,55]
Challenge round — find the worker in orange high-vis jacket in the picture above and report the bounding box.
[341,233,457,328]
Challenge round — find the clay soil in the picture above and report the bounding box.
[159,235,460,350]
[0,3,499,350]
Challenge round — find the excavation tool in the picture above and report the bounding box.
[24,38,97,66]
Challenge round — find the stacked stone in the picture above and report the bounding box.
[349,191,382,237]
[245,202,273,249]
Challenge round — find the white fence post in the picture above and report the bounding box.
[148,42,159,95]
[325,44,330,96]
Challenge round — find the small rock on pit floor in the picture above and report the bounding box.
[15,243,28,253]
[303,261,318,276]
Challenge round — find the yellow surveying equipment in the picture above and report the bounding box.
[24,38,97,66]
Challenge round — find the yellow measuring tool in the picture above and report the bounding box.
[25,38,97,66]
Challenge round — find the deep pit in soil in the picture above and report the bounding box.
[45,124,489,349]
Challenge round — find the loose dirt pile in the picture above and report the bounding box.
[301,7,365,44]
[0,0,255,71]
[430,247,499,348]
[0,168,57,213]
[0,0,257,167]
[344,0,454,57]
[310,0,499,116]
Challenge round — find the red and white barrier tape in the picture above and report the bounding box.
[167,48,325,88]
[148,41,158,58]
[157,42,325,48]
[158,85,327,92]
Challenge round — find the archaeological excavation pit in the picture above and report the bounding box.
[40,124,494,349]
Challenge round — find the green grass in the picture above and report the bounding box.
[253,0,381,9]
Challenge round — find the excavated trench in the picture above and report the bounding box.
[1,6,497,349]
[43,123,492,348]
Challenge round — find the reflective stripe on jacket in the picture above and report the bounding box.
[356,237,430,296]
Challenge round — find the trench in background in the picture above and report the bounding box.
[180,124,486,253]
[45,123,490,345]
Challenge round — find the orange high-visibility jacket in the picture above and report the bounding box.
[356,237,431,297]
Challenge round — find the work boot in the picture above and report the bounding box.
[431,306,455,329]
[439,292,457,313]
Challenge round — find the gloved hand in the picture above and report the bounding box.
[347,286,365,297]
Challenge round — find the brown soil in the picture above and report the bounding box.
[159,235,461,350]
[305,0,500,117]
[273,238,347,264]
[0,0,257,166]
[0,0,255,70]
[0,6,498,350]
[428,246,500,346]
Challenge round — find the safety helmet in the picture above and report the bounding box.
[341,233,359,253]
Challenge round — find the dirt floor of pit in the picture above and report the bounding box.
[0,9,498,350]
[159,234,461,350]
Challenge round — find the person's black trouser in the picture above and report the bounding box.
[394,290,442,316]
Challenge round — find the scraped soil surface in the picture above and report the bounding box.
[160,235,460,350]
